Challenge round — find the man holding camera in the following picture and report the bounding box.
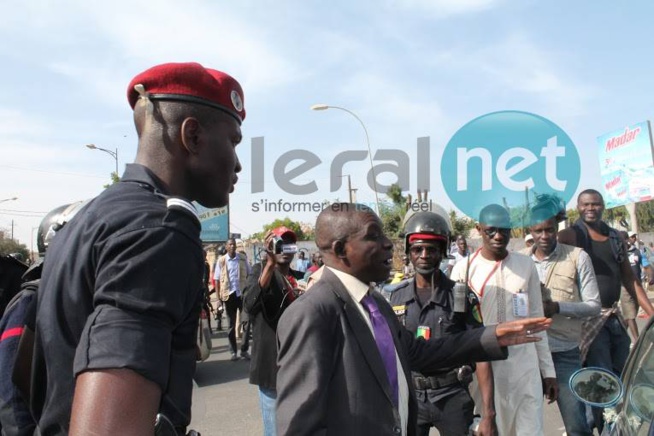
[390,211,495,436]
[243,226,303,436]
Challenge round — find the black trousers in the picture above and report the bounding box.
[416,388,474,436]
[225,293,250,354]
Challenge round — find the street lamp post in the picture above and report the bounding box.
[86,144,119,175]
[311,104,381,215]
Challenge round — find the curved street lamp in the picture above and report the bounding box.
[86,144,119,175]
[310,104,380,215]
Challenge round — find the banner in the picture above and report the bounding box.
[194,203,229,242]
[597,121,654,208]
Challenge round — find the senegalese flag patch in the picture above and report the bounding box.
[416,326,431,340]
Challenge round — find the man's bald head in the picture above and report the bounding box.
[315,203,375,251]
[315,203,393,283]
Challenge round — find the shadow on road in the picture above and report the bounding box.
[194,330,252,387]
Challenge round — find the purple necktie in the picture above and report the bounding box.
[361,293,398,407]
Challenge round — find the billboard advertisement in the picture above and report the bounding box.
[597,121,654,208]
[194,203,229,242]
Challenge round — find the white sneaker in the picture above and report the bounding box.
[241,351,251,360]
[230,352,239,361]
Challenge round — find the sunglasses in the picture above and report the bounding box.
[482,227,512,238]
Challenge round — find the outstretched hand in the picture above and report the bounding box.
[495,317,552,347]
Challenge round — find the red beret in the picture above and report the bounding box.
[272,226,297,243]
[127,62,245,124]
[408,233,447,244]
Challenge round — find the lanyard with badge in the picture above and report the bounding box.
[467,249,500,297]
[468,249,528,318]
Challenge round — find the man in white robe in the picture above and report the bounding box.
[451,204,557,435]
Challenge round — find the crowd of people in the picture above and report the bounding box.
[0,60,650,436]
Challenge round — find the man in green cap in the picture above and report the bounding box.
[522,197,601,436]
[451,204,557,435]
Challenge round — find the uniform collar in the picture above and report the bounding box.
[406,271,451,307]
[120,163,171,196]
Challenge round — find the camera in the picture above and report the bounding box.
[271,237,298,255]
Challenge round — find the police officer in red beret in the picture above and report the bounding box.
[30,62,245,435]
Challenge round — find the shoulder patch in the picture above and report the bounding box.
[166,198,200,224]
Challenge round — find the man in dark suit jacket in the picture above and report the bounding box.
[276,203,551,436]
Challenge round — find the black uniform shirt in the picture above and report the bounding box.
[389,272,482,402]
[32,164,204,435]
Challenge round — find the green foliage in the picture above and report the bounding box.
[566,208,580,225]
[250,217,306,241]
[0,232,29,260]
[103,171,121,189]
[380,201,405,239]
[385,184,406,206]
[449,210,475,237]
[508,205,530,237]
[635,200,654,232]
[379,184,407,238]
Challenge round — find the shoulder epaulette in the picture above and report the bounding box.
[166,198,200,224]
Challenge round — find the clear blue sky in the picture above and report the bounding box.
[2,0,653,247]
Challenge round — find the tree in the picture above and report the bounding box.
[449,210,475,237]
[565,208,579,226]
[0,231,29,260]
[250,217,306,241]
[103,171,121,189]
[635,200,654,232]
[379,184,407,238]
[385,184,405,207]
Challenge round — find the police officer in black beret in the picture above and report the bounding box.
[31,62,246,436]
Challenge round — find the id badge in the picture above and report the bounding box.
[512,292,529,317]
[416,325,431,340]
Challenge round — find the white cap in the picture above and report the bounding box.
[525,234,534,243]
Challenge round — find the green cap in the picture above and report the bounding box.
[529,194,564,226]
[478,204,511,228]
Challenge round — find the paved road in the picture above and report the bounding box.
[192,312,653,435]
[190,327,571,436]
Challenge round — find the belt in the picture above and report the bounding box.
[412,371,459,390]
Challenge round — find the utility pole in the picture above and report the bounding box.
[346,174,354,203]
